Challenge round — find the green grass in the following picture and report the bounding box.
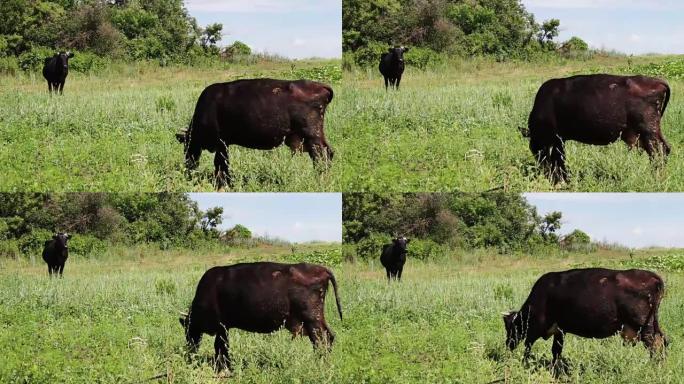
[339,55,684,192]
[2,246,684,383]
[0,60,342,192]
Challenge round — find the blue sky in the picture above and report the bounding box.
[184,0,341,59]
[526,193,684,248]
[522,0,684,54]
[188,193,342,243]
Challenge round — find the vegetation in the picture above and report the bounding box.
[0,0,255,67]
[0,193,284,260]
[2,247,683,383]
[339,55,684,192]
[343,0,589,67]
[0,61,342,191]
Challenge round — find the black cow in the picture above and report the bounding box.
[380,237,410,281]
[522,74,671,183]
[503,268,666,370]
[179,262,342,371]
[379,46,408,90]
[43,51,74,95]
[175,78,334,189]
[42,232,71,277]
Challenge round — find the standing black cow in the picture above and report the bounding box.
[43,51,74,95]
[175,78,334,189]
[42,233,71,277]
[380,237,410,281]
[179,262,342,371]
[522,74,671,183]
[503,268,666,370]
[379,46,409,90]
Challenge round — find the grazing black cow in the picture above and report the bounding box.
[179,262,342,371]
[379,46,408,90]
[380,237,410,281]
[503,268,666,370]
[42,51,74,95]
[175,78,334,189]
[42,233,71,277]
[522,74,671,183]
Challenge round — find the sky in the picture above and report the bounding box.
[188,193,342,243]
[526,193,684,249]
[184,0,341,59]
[522,0,684,54]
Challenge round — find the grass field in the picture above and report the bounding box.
[2,245,684,383]
[339,55,684,192]
[0,60,342,192]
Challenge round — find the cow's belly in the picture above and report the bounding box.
[558,119,625,145]
[223,295,290,333]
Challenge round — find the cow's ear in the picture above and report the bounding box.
[403,46,409,52]
[66,234,71,239]
[388,47,394,53]
[405,238,411,243]
[175,132,186,143]
[52,234,58,239]
[68,52,74,58]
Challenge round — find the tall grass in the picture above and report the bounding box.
[340,55,684,192]
[0,60,342,192]
[1,247,683,383]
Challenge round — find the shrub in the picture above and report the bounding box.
[281,249,342,267]
[17,229,54,256]
[407,238,451,261]
[69,51,109,74]
[404,47,443,70]
[68,234,107,258]
[223,41,251,58]
[355,233,391,260]
[0,240,21,259]
[0,57,19,75]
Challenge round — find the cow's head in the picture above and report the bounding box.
[53,232,71,249]
[502,310,524,350]
[387,46,409,63]
[175,129,190,151]
[392,236,410,254]
[54,51,74,71]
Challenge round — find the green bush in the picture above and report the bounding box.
[0,57,19,75]
[352,41,387,67]
[625,251,684,272]
[69,51,109,74]
[223,41,251,57]
[17,229,53,256]
[355,233,391,260]
[286,64,342,85]
[281,249,342,266]
[68,235,108,259]
[404,47,443,70]
[408,238,451,261]
[0,240,21,259]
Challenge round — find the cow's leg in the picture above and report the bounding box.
[384,76,389,91]
[395,76,402,90]
[58,81,65,95]
[549,139,568,184]
[285,134,304,155]
[47,265,52,276]
[213,144,230,189]
[213,328,230,371]
[397,266,403,281]
[385,268,391,282]
[522,334,539,364]
[304,138,329,165]
[323,322,335,347]
[47,81,52,94]
[551,332,566,374]
[58,263,65,277]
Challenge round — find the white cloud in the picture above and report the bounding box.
[293,38,306,46]
[631,227,644,236]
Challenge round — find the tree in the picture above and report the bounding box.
[223,224,252,242]
[200,22,222,54]
[537,18,560,49]
[200,206,223,235]
[539,211,562,242]
[561,36,588,52]
[223,40,250,58]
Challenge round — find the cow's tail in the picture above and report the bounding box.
[660,80,671,117]
[325,267,343,321]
